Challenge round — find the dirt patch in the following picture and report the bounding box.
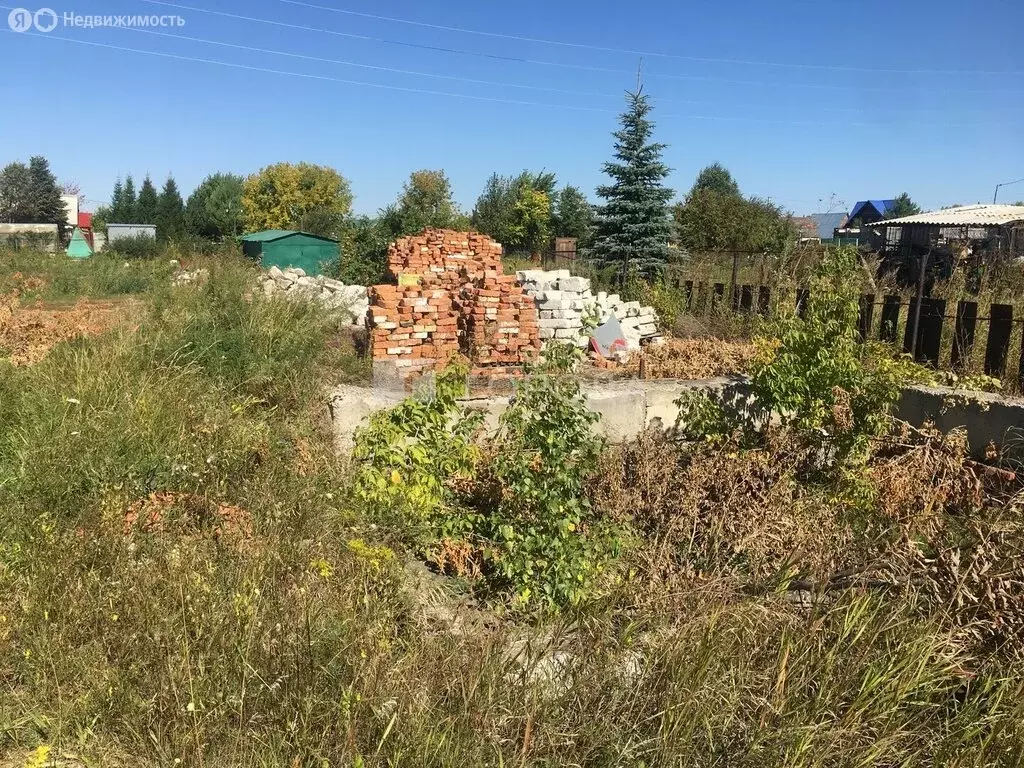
[0,290,127,366]
[122,491,254,540]
[626,337,759,379]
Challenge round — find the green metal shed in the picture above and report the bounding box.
[241,230,339,276]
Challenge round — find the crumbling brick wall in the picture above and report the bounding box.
[368,229,541,386]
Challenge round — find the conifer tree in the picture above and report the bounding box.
[156,175,185,240]
[591,88,675,280]
[109,178,126,222]
[122,175,137,223]
[136,175,159,225]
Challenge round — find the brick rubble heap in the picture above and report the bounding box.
[368,230,541,384]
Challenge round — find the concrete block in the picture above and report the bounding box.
[558,276,590,293]
[553,328,578,339]
[538,318,576,329]
[267,266,285,280]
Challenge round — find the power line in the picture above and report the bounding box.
[139,0,1024,96]
[277,0,1024,77]
[0,29,611,113]
[113,25,1015,117]
[4,28,1020,129]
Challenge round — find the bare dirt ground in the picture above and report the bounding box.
[0,282,129,366]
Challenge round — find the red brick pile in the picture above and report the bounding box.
[368,284,460,374]
[462,275,540,368]
[368,229,541,383]
[387,230,502,286]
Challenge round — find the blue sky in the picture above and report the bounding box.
[1,0,1022,217]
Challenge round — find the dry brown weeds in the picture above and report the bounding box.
[626,337,758,380]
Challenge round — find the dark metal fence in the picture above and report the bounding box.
[677,276,1024,383]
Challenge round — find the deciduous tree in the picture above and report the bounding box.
[388,169,468,236]
[552,185,594,246]
[0,156,67,226]
[675,165,795,253]
[0,162,32,223]
[471,170,556,253]
[242,162,353,232]
[591,89,675,279]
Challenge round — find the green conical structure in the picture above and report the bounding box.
[66,226,93,259]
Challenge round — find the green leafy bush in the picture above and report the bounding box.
[106,233,163,260]
[750,248,926,462]
[352,346,622,610]
[485,348,620,608]
[352,359,482,537]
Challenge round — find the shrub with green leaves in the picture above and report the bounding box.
[486,348,619,608]
[750,248,925,462]
[352,360,482,538]
[352,347,622,610]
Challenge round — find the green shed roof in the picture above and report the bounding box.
[241,229,338,243]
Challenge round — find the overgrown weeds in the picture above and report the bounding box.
[4,248,1024,765]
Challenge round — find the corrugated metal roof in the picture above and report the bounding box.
[241,229,298,242]
[241,229,339,243]
[877,204,1024,227]
[810,212,848,239]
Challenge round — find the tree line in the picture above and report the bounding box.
[1,88,927,283]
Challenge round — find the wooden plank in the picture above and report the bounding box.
[984,304,1013,377]
[917,298,945,366]
[880,295,901,343]
[684,280,694,312]
[795,289,809,319]
[858,294,875,340]
[740,285,754,312]
[712,282,725,310]
[951,300,977,370]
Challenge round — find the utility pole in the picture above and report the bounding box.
[993,178,1024,203]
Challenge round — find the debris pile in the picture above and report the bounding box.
[516,269,660,350]
[260,266,368,327]
[368,230,541,387]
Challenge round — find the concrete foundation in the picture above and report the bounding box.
[328,376,1024,460]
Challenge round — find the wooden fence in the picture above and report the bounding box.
[678,277,1024,383]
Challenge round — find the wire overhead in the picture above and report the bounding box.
[138,0,1024,96]
[276,0,1024,76]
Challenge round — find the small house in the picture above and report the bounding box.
[241,230,340,276]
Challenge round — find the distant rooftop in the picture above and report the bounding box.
[877,204,1024,227]
[849,199,896,220]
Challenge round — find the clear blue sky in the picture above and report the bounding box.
[1,0,1022,216]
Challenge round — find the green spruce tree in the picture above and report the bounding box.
[26,156,67,227]
[122,175,137,223]
[136,175,159,225]
[591,88,675,280]
[156,175,185,240]
[109,178,126,222]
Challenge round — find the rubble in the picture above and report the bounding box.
[516,269,660,350]
[368,230,541,387]
[259,267,369,327]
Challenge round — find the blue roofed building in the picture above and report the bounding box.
[848,200,896,226]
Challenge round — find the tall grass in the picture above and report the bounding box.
[2,254,1024,766]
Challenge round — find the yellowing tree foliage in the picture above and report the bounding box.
[242,162,353,232]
